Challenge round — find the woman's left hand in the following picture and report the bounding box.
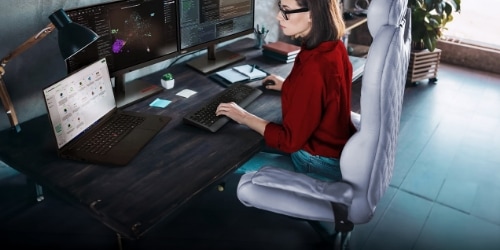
[215,102,249,124]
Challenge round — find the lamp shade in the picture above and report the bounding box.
[49,9,99,59]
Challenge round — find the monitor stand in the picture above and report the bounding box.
[187,45,245,74]
[113,75,164,108]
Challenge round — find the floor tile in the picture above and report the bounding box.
[414,203,500,250]
[436,178,478,213]
[349,186,397,250]
[401,161,446,201]
[360,191,433,250]
[470,183,500,225]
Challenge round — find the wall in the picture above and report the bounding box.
[0,0,280,131]
[0,0,114,131]
[438,40,500,75]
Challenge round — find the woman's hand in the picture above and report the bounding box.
[262,75,285,91]
[216,102,269,135]
[215,102,249,124]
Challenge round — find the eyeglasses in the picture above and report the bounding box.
[278,1,309,21]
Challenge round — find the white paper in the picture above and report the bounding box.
[215,65,267,83]
[232,65,267,79]
[215,68,248,83]
[176,89,197,98]
[349,56,366,80]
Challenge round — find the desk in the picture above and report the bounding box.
[345,16,367,33]
[344,16,370,58]
[344,16,368,81]
[0,25,366,241]
[0,38,290,240]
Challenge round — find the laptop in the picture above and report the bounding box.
[43,58,171,166]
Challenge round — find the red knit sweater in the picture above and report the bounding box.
[264,40,356,158]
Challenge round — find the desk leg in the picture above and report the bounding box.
[117,233,123,250]
[35,183,44,202]
[26,178,45,202]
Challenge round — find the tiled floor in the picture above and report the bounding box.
[351,63,500,250]
[1,62,500,249]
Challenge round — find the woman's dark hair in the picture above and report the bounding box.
[295,0,346,49]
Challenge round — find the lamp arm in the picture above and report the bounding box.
[0,75,20,132]
[1,22,55,68]
[0,22,54,133]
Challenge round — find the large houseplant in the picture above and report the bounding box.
[408,0,461,51]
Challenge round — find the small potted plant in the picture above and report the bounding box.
[408,0,461,52]
[406,0,461,83]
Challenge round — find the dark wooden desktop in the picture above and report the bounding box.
[0,38,291,240]
[0,16,366,243]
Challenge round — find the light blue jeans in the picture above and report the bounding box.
[236,149,342,182]
[291,150,342,182]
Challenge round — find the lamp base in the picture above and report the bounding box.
[11,123,21,133]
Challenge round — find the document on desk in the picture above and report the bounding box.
[216,68,249,83]
[349,56,366,81]
[213,64,269,86]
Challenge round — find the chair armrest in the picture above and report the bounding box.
[251,166,354,206]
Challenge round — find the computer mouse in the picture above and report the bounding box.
[262,79,275,86]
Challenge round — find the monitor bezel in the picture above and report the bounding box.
[177,0,255,74]
[64,0,181,107]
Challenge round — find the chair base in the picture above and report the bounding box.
[308,221,352,250]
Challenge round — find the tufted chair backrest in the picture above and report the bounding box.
[339,0,411,223]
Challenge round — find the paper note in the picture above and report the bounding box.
[176,89,197,98]
[149,98,171,108]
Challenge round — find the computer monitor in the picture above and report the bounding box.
[178,0,255,74]
[65,0,179,108]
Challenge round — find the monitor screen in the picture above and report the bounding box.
[65,0,179,107]
[178,0,255,74]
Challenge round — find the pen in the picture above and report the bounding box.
[250,64,256,72]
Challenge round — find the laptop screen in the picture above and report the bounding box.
[43,58,115,149]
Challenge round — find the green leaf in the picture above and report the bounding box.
[445,0,461,12]
[408,0,461,51]
[424,0,434,9]
[423,35,436,52]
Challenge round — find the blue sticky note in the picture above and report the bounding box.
[149,98,171,108]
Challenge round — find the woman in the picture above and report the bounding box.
[216,0,355,182]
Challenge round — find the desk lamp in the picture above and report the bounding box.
[0,9,99,132]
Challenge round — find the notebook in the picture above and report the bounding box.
[262,41,301,56]
[209,64,270,87]
[42,58,171,166]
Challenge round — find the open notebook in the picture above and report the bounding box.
[209,64,270,87]
[42,58,171,166]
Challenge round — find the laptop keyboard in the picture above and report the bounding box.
[183,83,262,132]
[76,114,145,155]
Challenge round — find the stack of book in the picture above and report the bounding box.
[262,41,300,63]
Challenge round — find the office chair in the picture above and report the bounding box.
[236,0,411,248]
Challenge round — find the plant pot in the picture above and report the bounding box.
[411,41,426,51]
[407,49,441,84]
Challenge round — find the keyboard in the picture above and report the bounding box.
[183,83,263,132]
[76,114,145,155]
